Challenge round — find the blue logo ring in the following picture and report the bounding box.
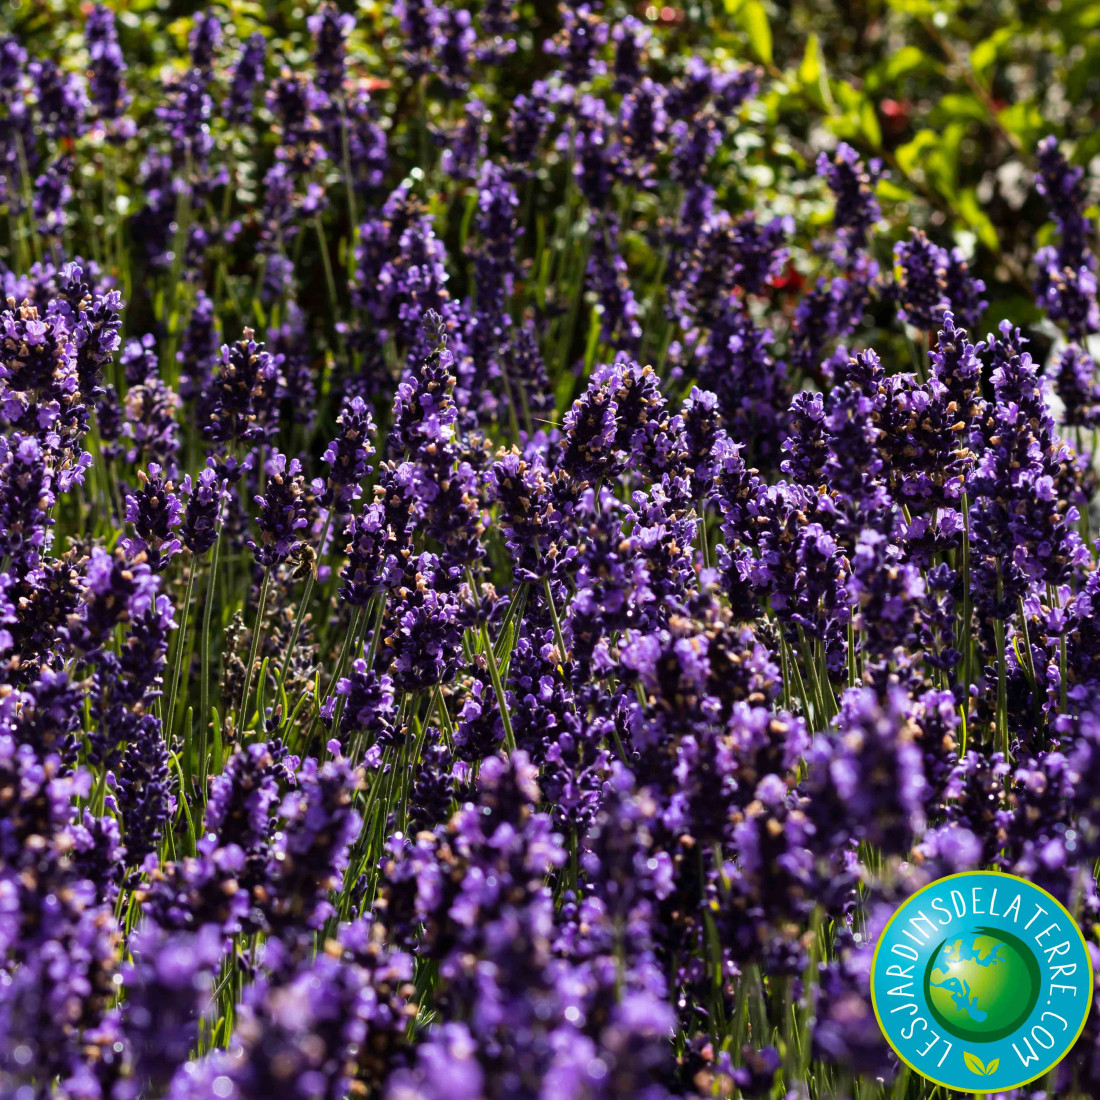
[870,871,1094,1092]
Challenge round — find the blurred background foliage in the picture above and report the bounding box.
[5,0,1098,371]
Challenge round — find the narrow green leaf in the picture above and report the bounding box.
[583,305,602,374]
[798,33,820,86]
[254,655,270,728]
[958,189,1000,254]
[932,92,987,125]
[739,1,772,65]
[183,705,193,790]
[876,179,918,204]
[860,98,882,148]
[458,190,479,251]
[797,32,834,111]
[211,705,224,775]
[883,0,938,15]
[169,752,197,853]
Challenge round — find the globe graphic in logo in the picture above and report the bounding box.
[923,927,1041,1043]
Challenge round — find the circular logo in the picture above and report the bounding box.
[871,872,1093,1092]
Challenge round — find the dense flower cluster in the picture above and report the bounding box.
[2,5,1100,1100]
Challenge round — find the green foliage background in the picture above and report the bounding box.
[6,0,1100,371]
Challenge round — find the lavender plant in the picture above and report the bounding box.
[2,4,1100,1099]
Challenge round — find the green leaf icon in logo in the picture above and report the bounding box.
[963,1051,999,1076]
[964,1052,986,1075]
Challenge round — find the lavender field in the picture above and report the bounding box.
[2,0,1100,1097]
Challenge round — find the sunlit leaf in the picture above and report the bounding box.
[958,189,1000,253]
[895,129,939,177]
[884,0,940,14]
[860,98,882,148]
[876,179,918,204]
[739,0,773,66]
[932,93,987,126]
[971,27,1015,80]
[866,45,927,91]
[997,101,1045,148]
[799,33,821,86]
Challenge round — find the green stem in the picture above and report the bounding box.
[847,613,858,689]
[1055,585,1068,715]
[994,596,1009,758]
[796,624,826,727]
[277,508,335,693]
[959,491,973,750]
[311,605,367,758]
[364,592,387,670]
[542,576,570,670]
[434,683,456,750]
[480,620,515,753]
[469,569,516,752]
[315,214,340,320]
[238,569,272,734]
[167,556,198,782]
[339,103,360,283]
[198,528,223,795]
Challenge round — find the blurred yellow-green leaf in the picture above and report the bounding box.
[931,93,987,127]
[895,130,939,177]
[866,45,927,91]
[860,99,882,148]
[877,179,918,205]
[884,0,942,14]
[739,0,774,66]
[730,0,773,66]
[970,27,1016,80]
[799,33,821,87]
[997,101,1045,148]
[958,189,1000,253]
